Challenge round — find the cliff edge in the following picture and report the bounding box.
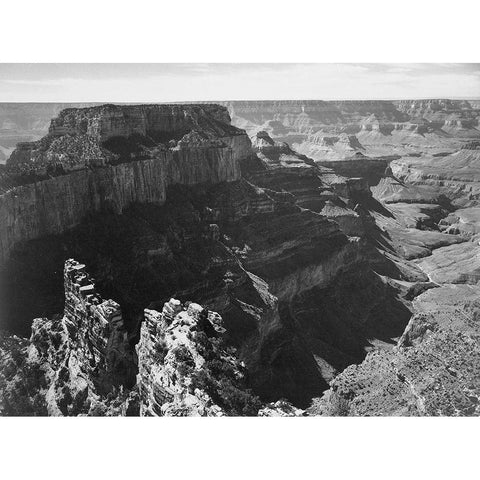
[0,104,251,266]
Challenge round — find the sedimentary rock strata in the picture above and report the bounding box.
[0,104,250,265]
[2,99,480,416]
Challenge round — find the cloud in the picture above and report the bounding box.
[386,67,412,74]
[0,63,479,102]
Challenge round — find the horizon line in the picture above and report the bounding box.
[1,96,480,104]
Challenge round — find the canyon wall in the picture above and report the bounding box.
[225,99,480,133]
[0,104,250,266]
[224,99,480,167]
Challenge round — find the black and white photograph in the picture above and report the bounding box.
[3,62,480,418]
[0,1,478,478]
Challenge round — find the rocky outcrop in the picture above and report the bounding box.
[258,400,305,416]
[0,103,98,165]
[294,133,366,161]
[313,285,480,416]
[1,258,306,416]
[0,104,251,266]
[250,130,291,154]
[0,259,136,416]
[137,299,262,416]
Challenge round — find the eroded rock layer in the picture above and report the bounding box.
[0,104,250,265]
[3,99,480,416]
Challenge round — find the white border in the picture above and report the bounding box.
[1,1,480,478]
[1,417,479,479]
[0,0,479,63]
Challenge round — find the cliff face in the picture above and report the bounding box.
[0,104,250,266]
[390,143,480,208]
[0,259,136,416]
[226,100,408,133]
[226,99,480,134]
[48,104,237,140]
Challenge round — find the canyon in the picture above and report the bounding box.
[1,99,480,415]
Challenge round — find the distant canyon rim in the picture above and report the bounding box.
[1,98,480,416]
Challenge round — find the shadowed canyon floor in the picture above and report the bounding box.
[1,100,480,415]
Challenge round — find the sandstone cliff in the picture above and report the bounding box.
[0,259,136,415]
[0,104,251,266]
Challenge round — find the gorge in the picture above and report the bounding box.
[1,99,480,416]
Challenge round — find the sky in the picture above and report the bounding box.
[0,63,479,102]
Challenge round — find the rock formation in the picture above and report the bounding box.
[0,103,98,166]
[225,99,480,163]
[0,259,136,416]
[0,104,250,266]
[313,284,480,416]
[2,99,480,416]
[137,299,261,416]
[1,259,302,416]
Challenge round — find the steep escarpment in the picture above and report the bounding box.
[0,104,250,266]
[1,173,365,405]
[244,131,369,235]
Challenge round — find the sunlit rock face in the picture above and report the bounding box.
[225,99,480,166]
[313,285,480,416]
[390,142,480,208]
[0,259,136,416]
[136,300,263,416]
